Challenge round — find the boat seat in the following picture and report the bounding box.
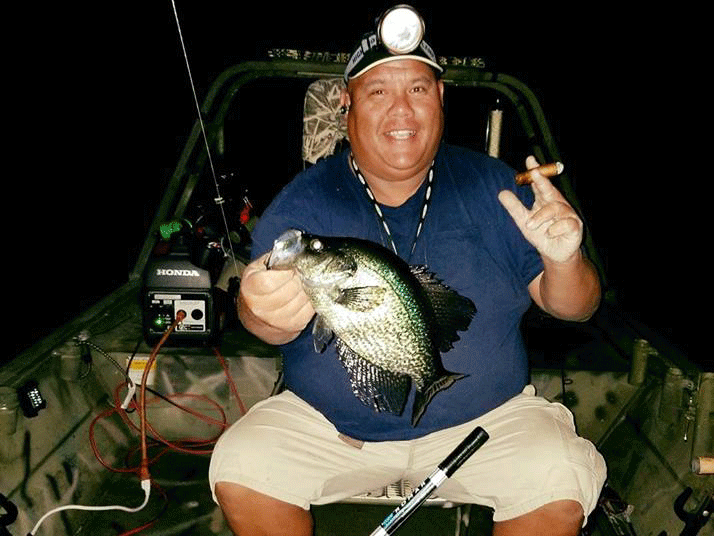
[342,480,477,535]
[302,77,348,166]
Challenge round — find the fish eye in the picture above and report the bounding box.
[309,238,323,252]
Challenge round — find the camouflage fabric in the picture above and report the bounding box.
[302,78,349,164]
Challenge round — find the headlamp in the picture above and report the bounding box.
[377,5,425,55]
[344,4,442,82]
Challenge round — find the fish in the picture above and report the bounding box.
[266,228,476,426]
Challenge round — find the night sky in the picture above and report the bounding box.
[9,3,700,364]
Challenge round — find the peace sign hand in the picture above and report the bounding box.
[498,156,583,264]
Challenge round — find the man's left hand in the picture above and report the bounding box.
[498,155,583,264]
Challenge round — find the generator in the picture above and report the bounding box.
[143,252,217,344]
[141,179,253,345]
[141,217,228,345]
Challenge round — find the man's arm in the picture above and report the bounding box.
[527,253,600,321]
[237,253,315,345]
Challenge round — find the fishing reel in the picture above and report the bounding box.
[191,170,254,263]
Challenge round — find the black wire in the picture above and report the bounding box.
[83,339,223,419]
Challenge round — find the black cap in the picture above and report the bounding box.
[344,31,442,82]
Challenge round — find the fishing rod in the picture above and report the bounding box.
[369,425,489,536]
[168,0,242,282]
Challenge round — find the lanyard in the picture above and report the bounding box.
[349,153,434,258]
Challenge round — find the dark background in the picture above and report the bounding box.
[8,3,701,365]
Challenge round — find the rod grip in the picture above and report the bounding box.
[439,426,489,477]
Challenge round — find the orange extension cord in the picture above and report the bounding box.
[84,312,247,535]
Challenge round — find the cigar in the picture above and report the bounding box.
[515,162,565,185]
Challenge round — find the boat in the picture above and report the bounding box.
[1,6,710,536]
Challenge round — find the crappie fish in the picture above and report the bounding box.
[267,229,476,426]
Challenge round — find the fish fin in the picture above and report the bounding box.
[410,266,477,352]
[312,315,334,353]
[335,338,410,416]
[335,286,387,312]
[411,372,466,426]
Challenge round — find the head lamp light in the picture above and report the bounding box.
[378,5,425,55]
[344,4,441,82]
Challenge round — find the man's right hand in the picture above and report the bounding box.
[237,253,315,345]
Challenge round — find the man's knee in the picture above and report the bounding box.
[493,499,584,536]
[478,400,606,523]
[214,482,313,536]
[547,499,585,526]
[215,481,249,507]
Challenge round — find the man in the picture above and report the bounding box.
[209,11,605,536]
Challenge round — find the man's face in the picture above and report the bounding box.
[343,59,444,184]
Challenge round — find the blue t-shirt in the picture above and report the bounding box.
[250,144,543,441]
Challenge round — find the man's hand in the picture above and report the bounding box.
[499,156,600,321]
[498,155,583,264]
[238,253,315,345]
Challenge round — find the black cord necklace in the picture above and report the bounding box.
[349,153,434,258]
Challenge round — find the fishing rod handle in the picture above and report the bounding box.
[439,426,489,477]
[368,478,439,536]
[368,426,489,536]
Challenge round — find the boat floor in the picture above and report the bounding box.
[6,287,710,536]
[78,451,493,535]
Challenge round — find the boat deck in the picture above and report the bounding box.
[77,451,493,535]
[4,283,708,536]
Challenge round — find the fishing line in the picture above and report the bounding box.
[168,0,241,281]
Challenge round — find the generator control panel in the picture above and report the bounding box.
[143,254,217,344]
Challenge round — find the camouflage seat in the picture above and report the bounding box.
[302,78,348,165]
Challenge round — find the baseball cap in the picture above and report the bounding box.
[344,6,442,82]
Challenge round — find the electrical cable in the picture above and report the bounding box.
[29,1,250,531]
[115,483,168,536]
[26,480,151,535]
[27,316,184,535]
[78,339,125,377]
[89,384,225,476]
[125,338,144,379]
[85,337,244,473]
[212,346,247,416]
[139,311,185,482]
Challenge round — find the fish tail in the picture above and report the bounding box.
[411,372,466,426]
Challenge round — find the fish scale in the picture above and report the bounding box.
[267,229,476,426]
[331,264,430,378]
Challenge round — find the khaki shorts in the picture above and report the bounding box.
[209,386,606,523]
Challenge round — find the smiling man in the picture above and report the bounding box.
[209,7,605,536]
[341,59,445,206]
